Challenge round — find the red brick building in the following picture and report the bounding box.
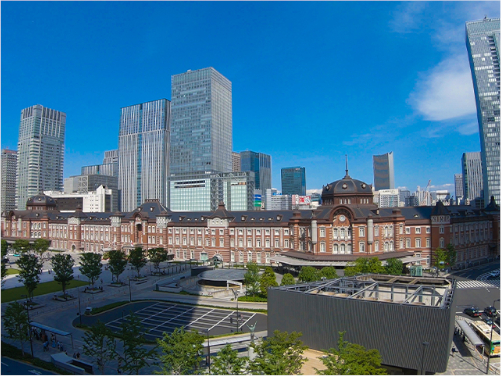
[2,173,499,269]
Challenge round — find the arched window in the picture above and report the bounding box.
[384,242,388,252]
[333,244,338,254]
[340,244,345,254]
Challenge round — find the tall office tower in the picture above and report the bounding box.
[82,149,119,177]
[118,99,170,212]
[232,152,241,172]
[462,152,484,201]
[454,174,464,200]
[240,151,272,193]
[466,18,500,205]
[16,105,66,210]
[373,152,395,191]
[398,189,410,206]
[170,67,232,175]
[281,167,306,196]
[1,149,17,212]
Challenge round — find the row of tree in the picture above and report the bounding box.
[1,240,173,300]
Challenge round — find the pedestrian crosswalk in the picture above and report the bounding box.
[456,280,500,289]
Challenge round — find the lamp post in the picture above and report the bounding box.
[486,299,500,374]
[78,288,82,325]
[21,295,34,358]
[232,289,239,333]
[205,328,211,373]
[420,341,429,375]
[128,277,132,302]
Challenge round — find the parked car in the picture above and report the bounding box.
[464,306,482,317]
[482,317,496,328]
[484,306,498,317]
[490,270,500,277]
[1,256,9,263]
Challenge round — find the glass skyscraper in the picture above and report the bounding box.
[373,152,395,191]
[466,17,500,205]
[240,151,272,193]
[281,167,306,196]
[1,149,17,212]
[118,99,170,212]
[170,67,232,175]
[16,105,66,210]
[462,152,483,201]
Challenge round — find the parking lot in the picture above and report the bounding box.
[80,301,268,342]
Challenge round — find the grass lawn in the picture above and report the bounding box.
[5,268,20,275]
[1,279,89,303]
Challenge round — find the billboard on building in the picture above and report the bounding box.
[291,195,311,205]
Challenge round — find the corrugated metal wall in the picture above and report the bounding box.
[268,286,456,373]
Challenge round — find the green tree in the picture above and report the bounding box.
[445,243,457,268]
[385,258,403,275]
[79,252,103,288]
[316,332,387,375]
[128,247,147,279]
[108,250,128,283]
[280,273,296,286]
[148,248,168,274]
[3,302,30,356]
[1,239,8,285]
[12,239,31,255]
[298,266,321,282]
[33,239,51,262]
[259,267,278,297]
[17,254,43,300]
[115,313,156,375]
[51,254,75,299]
[211,344,248,375]
[433,248,448,270]
[249,330,308,375]
[156,326,204,375]
[82,320,117,374]
[244,262,260,296]
[320,266,338,279]
[344,257,384,277]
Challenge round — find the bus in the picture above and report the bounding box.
[470,321,501,357]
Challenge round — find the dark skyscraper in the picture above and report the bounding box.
[373,152,395,191]
[240,151,272,192]
[281,167,306,196]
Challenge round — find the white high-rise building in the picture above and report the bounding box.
[16,105,66,210]
[1,149,17,212]
[466,18,500,205]
[118,99,170,212]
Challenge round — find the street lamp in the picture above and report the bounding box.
[232,289,240,333]
[205,328,211,373]
[486,299,500,374]
[128,277,132,302]
[420,341,429,375]
[20,295,34,358]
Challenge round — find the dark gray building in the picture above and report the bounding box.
[240,151,271,193]
[268,274,456,373]
[281,167,306,196]
[373,152,395,191]
[64,174,119,212]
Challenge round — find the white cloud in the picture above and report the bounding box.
[457,121,479,135]
[389,2,427,33]
[409,55,477,121]
[430,183,454,191]
[307,189,322,195]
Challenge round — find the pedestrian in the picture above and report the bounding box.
[101,278,103,284]
[52,339,56,348]
[76,352,80,359]
[117,359,122,374]
[73,352,77,358]
[57,341,61,350]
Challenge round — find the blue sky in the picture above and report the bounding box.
[2,1,499,195]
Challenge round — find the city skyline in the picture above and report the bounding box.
[2,2,500,195]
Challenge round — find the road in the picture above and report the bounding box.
[1,357,57,375]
